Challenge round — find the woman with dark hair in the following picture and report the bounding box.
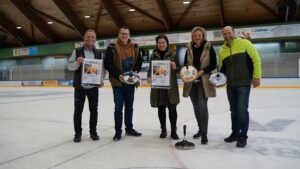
[147,34,180,140]
[183,26,217,144]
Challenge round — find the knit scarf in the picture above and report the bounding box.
[116,38,135,61]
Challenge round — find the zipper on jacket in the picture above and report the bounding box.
[229,44,234,86]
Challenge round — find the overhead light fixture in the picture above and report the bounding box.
[183,1,190,4]
[129,8,135,12]
[84,15,91,19]
[47,21,53,24]
[16,26,22,29]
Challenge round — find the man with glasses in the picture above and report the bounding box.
[104,26,143,141]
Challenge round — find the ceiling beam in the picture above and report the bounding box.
[155,0,172,31]
[94,1,103,33]
[53,0,87,38]
[30,23,35,42]
[0,11,31,46]
[10,0,59,42]
[119,0,165,26]
[175,0,197,26]
[101,0,126,28]
[217,0,225,26]
[0,27,7,33]
[32,7,74,30]
[27,0,35,43]
[252,0,278,17]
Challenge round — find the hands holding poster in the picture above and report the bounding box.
[81,59,103,86]
[151,60,171,89]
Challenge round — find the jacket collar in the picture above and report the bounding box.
[83,44,95,51]
[152,48,173,59]
[223,37,241,48]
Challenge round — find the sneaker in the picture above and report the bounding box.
[73,135,81,143]
[224,132,238,143]
[236,135,248,148]
[193,130,201,139]
[126,129,142,137]
[90,133,99,141]
[113,133,122,141]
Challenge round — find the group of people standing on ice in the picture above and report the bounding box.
[68,25,261,148]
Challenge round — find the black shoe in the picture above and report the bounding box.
[171,127,179,140]
[193,130,201,139]
[73,135,81,143]
[126,129,142,137]
[90,133,99,141]
[160,129,167,138]
[236,135,248,148]
[170,131,179,140]
[224,132,238,143]
[201,134,208,144]
[113,133,122,141]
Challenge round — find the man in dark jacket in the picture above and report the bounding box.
[219,26,262,148]
[68,29,104,142]
[104,26,143,141]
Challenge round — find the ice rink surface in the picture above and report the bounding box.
[0,87,299,169]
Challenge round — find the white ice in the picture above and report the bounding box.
[0,87,299,169]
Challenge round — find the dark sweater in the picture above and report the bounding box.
[184,42,217,74]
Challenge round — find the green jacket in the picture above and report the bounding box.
[149,49,180,107]
[218,37,262,87]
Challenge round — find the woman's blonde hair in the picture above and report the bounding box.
[191,26,207,43]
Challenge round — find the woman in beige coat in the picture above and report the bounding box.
[183,27,217,144]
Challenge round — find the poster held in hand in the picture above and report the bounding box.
[81,59,103,86]
[151,60,171,89]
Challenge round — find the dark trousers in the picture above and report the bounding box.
[189,81,209,135]
[226,86,251,136]
[73,87,99,136]
[112,85,135,134]
[158,104,177,130]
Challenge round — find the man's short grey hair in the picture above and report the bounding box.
[222,26,234,33]
[84,29,97,37]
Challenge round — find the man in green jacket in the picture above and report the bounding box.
[219,26,262,148]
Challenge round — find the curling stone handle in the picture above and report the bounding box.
[183,125,186,137]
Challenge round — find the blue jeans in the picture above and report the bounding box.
[112,85,135,134]
[226,86,251,136]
